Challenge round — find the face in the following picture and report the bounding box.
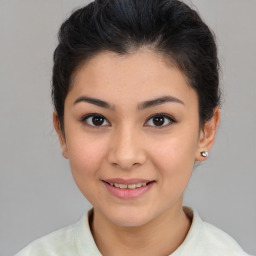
[55,48,219,227]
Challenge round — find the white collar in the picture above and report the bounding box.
[74,206,199,256]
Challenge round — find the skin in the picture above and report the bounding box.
[53,48,220,256]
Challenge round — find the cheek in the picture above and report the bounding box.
[151,131,197,165]
[149,131,198,192]
[66,134,106,191]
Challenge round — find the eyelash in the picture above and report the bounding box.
[80,113,176,129]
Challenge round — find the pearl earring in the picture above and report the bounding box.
[201,151,208,157]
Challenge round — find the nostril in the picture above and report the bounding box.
[107,145,147,169]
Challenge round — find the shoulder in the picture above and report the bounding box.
[179,207,251,256]
[200,221,249,255]
[15,209,101,256]
[15,223,78,256]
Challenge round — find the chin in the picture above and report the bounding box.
[105,207,155,227]
[112,217,150,227]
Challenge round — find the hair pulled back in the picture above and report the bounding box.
[52,0,220,131]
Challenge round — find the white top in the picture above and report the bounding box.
[15,207,251,256]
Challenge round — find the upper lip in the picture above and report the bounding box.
[102,178,154,185]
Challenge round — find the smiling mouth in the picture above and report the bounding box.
[102,180,155,190]
[102,179,155,199]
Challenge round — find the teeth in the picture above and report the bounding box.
[128,184,136,189]
[119,184,128,189]
[110,182,148,189]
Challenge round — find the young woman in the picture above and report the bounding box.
[16,0,250,255]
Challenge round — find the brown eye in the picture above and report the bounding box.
[91,115,104,126]
[152,116,165,126]
[81,114,110,127]
[146,114,175,128]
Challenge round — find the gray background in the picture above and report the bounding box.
[0,0,255,255]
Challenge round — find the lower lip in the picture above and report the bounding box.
[103,182,155,199]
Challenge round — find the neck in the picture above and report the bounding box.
[90,203,191,256]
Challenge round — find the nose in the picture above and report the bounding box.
[107,126,147,170]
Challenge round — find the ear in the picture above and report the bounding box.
[195,107,221,161]
[53,112,69,159]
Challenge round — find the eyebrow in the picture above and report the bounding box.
[73,95,184,110]
[138,95,184,110]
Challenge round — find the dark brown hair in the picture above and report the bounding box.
[52,0,220,131]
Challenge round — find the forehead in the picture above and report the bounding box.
[68,48,198,108]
